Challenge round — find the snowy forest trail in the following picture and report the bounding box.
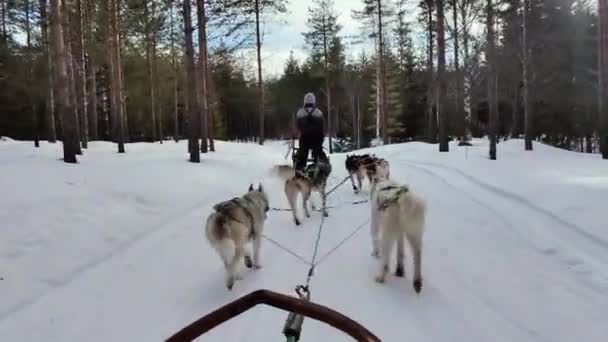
[1,139,606,341]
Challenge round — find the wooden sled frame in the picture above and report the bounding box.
[166,289,381,342]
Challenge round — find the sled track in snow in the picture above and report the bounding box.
[0,196,214,323]
[399,159,608,292]
[400,159,608,251]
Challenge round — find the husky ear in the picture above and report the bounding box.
[258,183,264,192]
[249,184,254,192]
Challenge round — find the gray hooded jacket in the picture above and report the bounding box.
[295,93,324,143]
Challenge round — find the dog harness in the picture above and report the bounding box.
[375,185,409,211]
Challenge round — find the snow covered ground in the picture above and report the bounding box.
[1,138,607,341]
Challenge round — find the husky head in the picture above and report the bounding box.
[345,154,359,173]
[247,183,270,214]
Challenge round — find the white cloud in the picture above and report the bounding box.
[260,0,372,76]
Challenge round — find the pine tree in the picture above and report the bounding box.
[50,0,78,162]
[183,0,200,162]
[486,0,497,159]
[303,0,342,152]
[437,0,449,151]
[599,0,608,158]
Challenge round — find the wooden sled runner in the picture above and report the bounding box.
[166,289,381,342]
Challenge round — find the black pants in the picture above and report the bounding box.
[295,137,324,171]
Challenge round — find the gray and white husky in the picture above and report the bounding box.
[369,175,426,293]
[205,183,270,290]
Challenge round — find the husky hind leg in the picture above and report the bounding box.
[226,244,245,290]
[250,234,262,269]
[349,172,359,193]
[375,230,396,284]
[302,187,311,218]
[395,233,405,277]
[406,230,423,293]
[285,179,301,225]
[370,201,381,257]
[213,238,235,269]
[357,172,364,193]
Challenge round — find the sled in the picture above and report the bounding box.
[166,289,380,342]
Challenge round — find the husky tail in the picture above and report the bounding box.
[271,164,296,181]
[205,213,235,267]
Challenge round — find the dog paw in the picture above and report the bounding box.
[395,264,405,277]
[375,275,386,284]
[244,255,253,269]
[323,211,329,217]
[413,278,422,293]
[371,250,380,258]
[226,278,235,290]
[295,219,301,226]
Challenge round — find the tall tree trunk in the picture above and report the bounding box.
[1,0,6,39]
[523,0,533,150]
[208,72,215,151]
[426,0,436,143]
[437,0,448,151]
[356,93,361,149]
[85,0,97,141]
[377,0,388,145]
[170,0,178,143]
[76,0,87,148]
[155,41,163,144]
[107,40,116,141]
[197,0,208,152]
[63,0,82,154]
[144,3,157,142]
[509,85,518,138]
[351,88,356,148]
[453,0,465,144]
[50,0,77,162]
[375,36,380,140]
[461,0,472,139]
[487,0,497,159]
[110,0,125,153]
[599,0,607,158]
[41,0,57,142]
[120,69,128,143]
[322,12,332,152]
[24,0,40,147]
[88,62,98,140]
[255,0,264,145]
[174,78,179,142]
[183,0,200,162]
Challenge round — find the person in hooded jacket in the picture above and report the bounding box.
[294,92,326,171]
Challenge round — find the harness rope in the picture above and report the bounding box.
[270,165,372,341]
[270,199,368,212]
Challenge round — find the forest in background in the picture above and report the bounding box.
[0,0,607,163]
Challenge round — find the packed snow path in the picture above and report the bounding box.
[1,138,607,341]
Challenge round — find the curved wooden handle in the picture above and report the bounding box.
[166,289,381,342]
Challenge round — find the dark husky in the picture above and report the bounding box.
[345,154,390,193]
